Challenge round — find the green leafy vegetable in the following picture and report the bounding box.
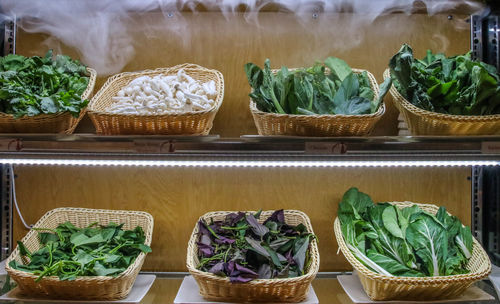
[406,213,448,276]
[245,57,389,115]
[196,210,316,282]
[9,222,151,281]
[389,44,500,116]
[338,187,474,277]
[0,50,90,118]
[0,275,16,295]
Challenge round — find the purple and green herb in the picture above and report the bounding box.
[196,210,316,283]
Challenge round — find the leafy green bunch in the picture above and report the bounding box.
[389,44,500,115]
[338,188,473,277]
[9,222,151,281]
[245,58,390,116]
[0,50,90,118]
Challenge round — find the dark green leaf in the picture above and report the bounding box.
[93,262,124,276]
[406,213,448,276]
[366,250,423,277]
[39,232,59,245]
[372,77,392,113]
[324,57,352,82]
[1,275,15,295]
[17,241,31,258]
[292,236,310,274]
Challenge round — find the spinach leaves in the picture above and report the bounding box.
[245,58,386,115]
[9,222,151,281]
[196,210,316,283]
[338,188,473,277]
[0,50,90,118]
[389,44,500,115]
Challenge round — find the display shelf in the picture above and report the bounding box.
[136,274,500,304]
[0,134,498,164]
[2,274,496,303]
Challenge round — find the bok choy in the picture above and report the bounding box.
[338,188,473,277]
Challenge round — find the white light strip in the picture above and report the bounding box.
[0,159,498,167]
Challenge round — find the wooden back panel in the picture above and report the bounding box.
[16,12,471,136]
[11,11,473,271]
[13,166,471,271]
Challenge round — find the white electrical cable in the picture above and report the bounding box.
[9,164,32,230]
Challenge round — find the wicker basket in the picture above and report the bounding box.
[186,210,320,303]
[250,68,385,136]
[384,69,500,135]
[334,201,491,301]
[0,67,96,134]
[5,207,154,301]
[88,63,224,135]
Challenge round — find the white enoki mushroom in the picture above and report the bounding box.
[107,69,217,115]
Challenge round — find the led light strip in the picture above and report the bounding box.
[0,159,498,167]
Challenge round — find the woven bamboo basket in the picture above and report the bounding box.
[250,68,385,136]
[5,207,154,300]
[0,67,96,134]
[384,69,500,135]
[88,63,224,135]
[186,210,320,303]
[334,201,491,301]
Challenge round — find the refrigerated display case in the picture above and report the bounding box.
[0,0,500,303]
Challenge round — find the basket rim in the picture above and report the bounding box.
[249,68,385,119]
[87,64,224,117]
[334,201,492,284]
[5,207,154,282]
[186,209,320,285]
[384,69,500,121]
[0,67,96,120]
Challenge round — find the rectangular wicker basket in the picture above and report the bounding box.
[334,201,491,301]
[5,207,154,301]
[88,63,224,135]
[0,67,96,134]
[250,68,385,136]
[384,69,500,135]
[186,210,320,303]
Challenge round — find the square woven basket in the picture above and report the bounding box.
[334,201,491,301]
[250,68,385,136]
[87,63,224,135]
[0,67,96,134]
[384,69,500,135]
[5,207,154,301]
[186,210,320,303]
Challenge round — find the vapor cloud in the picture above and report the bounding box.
[0,0,484,75]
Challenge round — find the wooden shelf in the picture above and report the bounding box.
[0,135,499,163]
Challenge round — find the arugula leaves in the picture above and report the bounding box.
[0,50,90,118]
[389,44,500,115]
[338,188,474,277]
[196,210,316,283]
[9,222,151,281]
[246,57,388,115]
